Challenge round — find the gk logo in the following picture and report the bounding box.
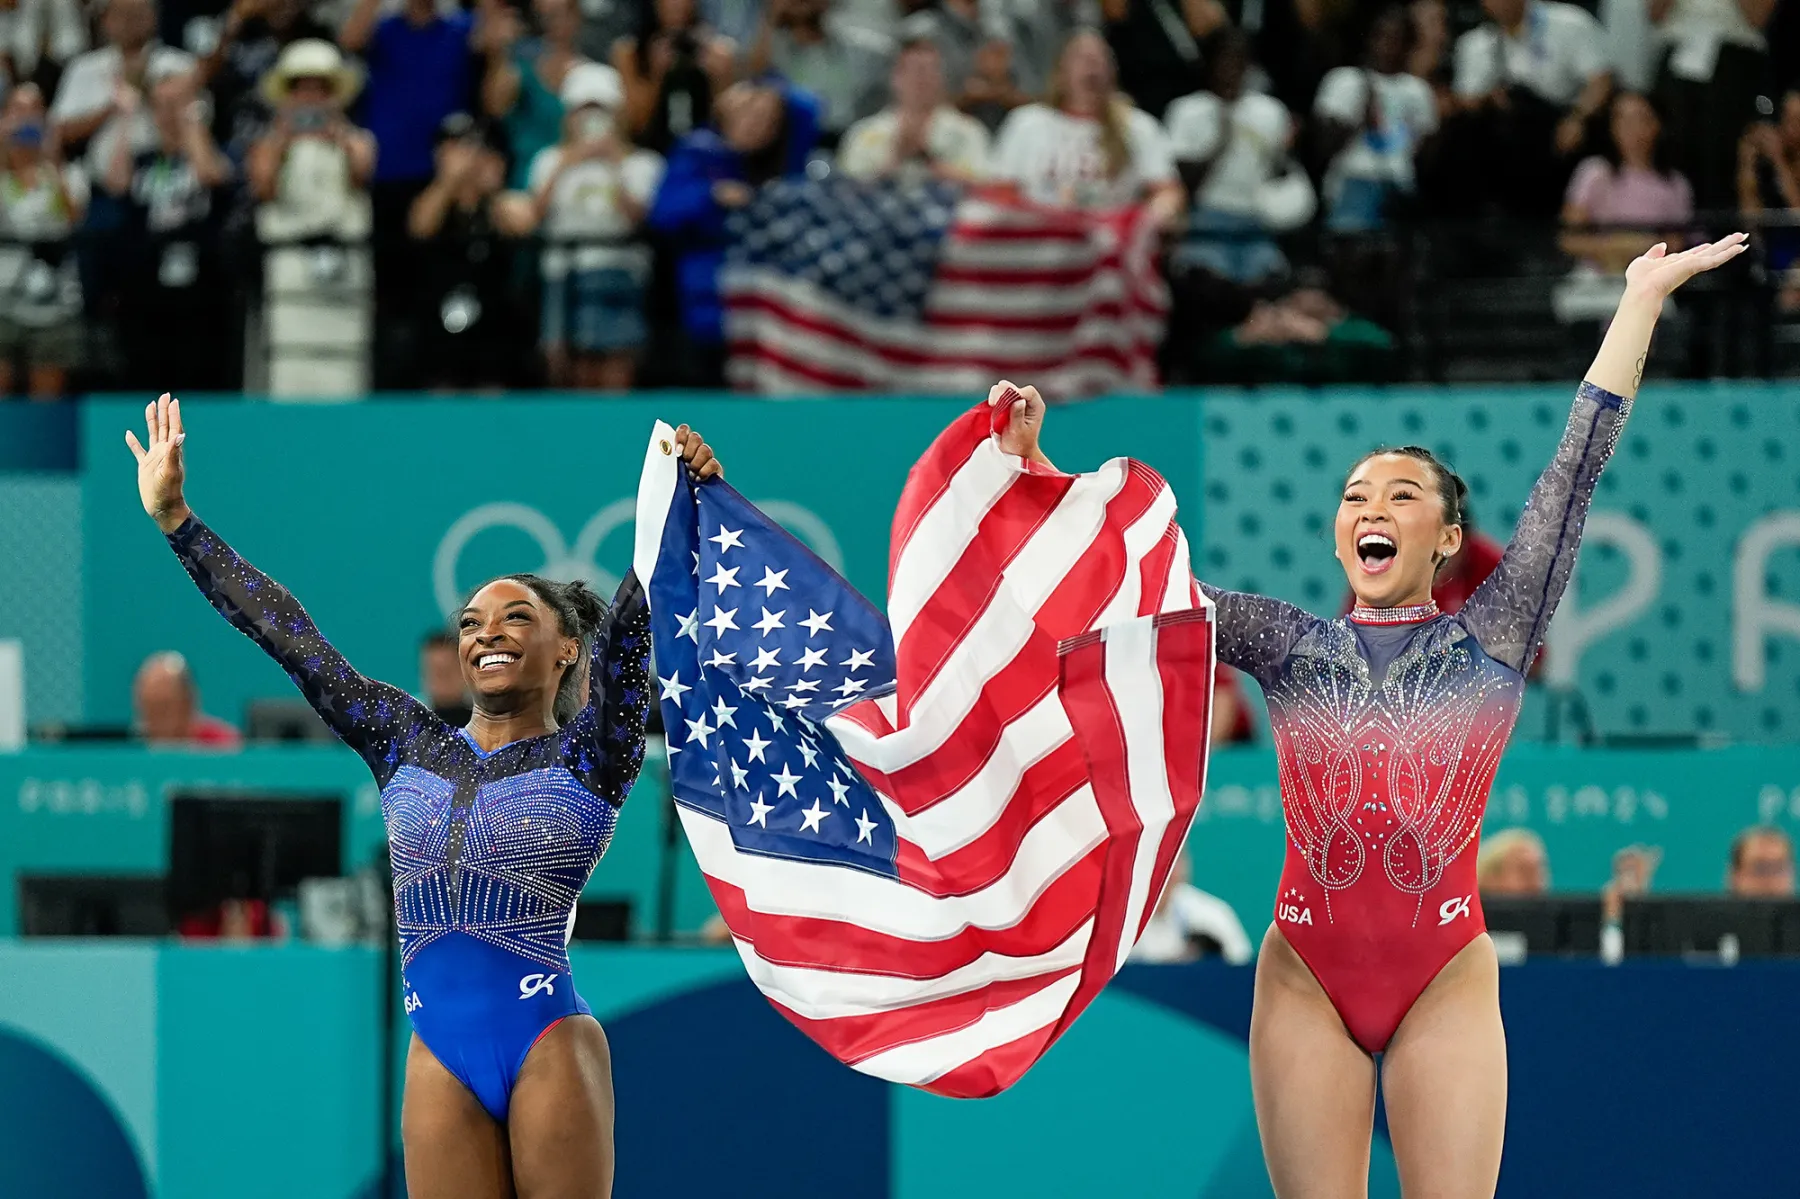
[434,500,846,619]
[519,973,558,999]
[404,991,423,1014]
[1438,895,1473,926]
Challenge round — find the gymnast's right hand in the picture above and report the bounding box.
[989,380,1053,469]
[125,393,192,534]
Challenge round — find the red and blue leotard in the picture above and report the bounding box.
[1202,381,1628,1051]
[166,516,651,1119]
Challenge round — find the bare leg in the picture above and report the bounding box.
[402,1034,514,1199]
[1381,936,1506,1199]
[508,1015,615,1199]
[1250,926,1379,1199]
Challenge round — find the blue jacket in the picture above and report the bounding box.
[648,85,820,344]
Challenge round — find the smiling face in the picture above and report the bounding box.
[456,579,580,717]
[1336,452,1464,609]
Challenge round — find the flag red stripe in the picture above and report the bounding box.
[887,405,994,597]
[1135,518,1181,618]
[920,1021,1061,1100]
[1135,611,1215,941]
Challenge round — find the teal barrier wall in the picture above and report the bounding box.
[0,475,82,723]
[72,386,1800,745]
[7,744,1797,936]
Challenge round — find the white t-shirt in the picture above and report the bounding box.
[1163,90,1291,216]
[1129,884,1255,965]
[1452,1,1608,107]
[1657,0,1765,81]
[988,102,1177,209]
[529,143,665,275]
[49,45,192,178]
[837,106,991,184]
[1312,68,1438,201]
[0,163,87,326]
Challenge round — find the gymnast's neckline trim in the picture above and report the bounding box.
[1348,601,1441,625]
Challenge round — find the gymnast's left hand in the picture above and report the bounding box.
[673,423,723,481]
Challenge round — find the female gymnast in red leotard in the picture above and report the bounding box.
[995,233,1746,1197]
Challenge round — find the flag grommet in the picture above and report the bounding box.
[660,439,672,455]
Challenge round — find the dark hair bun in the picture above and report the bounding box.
[560,580,608,639]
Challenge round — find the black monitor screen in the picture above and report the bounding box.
[19,875,169,937]
[1624,897,1800,958]
[166,793,344,923]
[1481,896,1604,957]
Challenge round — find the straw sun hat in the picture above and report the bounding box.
[259,38,365,108]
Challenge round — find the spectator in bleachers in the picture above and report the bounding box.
[1406,0,1450,86]
[132,650,243,747]
[989,29,1184,221]
[955,37,1029,134]
[1195,278,1397,381]
[987,0,1093,102]
[894,0,1007,123]
[524,63,663,389]
[1477,827,1550,896]
[0,0,88,98]
[746,0,891,146]
[1164,30,1312,283]
[1099,0,1224,121]
[1559,91,1692,274]
[418,629,472,725]
[648,78,819,384]
[1311,7,1438,232]
[837,37,990,184]
[198,0,335,159]
[613,0,736,154]
[1435,0,1613,218]
[411,113,535,391]
[103,56,234,390]
[480,0,588,190]
[1649,0,1776,210]
[1128,847,1254,963]
[48,0,173,177]
[0,84,86,399]
[1727,825,1794,898]
[249,38,377,396]
[1738,89,1800,311]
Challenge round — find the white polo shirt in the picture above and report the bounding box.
[1452,0,1609,108]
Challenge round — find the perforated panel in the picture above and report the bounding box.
[0,476,82,724]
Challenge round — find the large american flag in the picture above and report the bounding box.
[632,397,1215,1097]
[720,179,1170,401]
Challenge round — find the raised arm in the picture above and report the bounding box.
[1460,235,1747,673]
[127,395,430,777]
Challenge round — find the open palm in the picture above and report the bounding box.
[125,393,191,534]
[1625,233,1749,298]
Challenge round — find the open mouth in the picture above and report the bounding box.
[475,652,520,674]
[1356,531,1398,575]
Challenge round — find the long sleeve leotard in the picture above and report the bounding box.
[166,515,651,1118]
[1204,382,1629,1052]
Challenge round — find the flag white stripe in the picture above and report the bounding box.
[885,441,1017,646]
[1099,619,1179,971]
[1088,485,1180,629]
[851,971,1083,1085]
[894,690,1068,856]
[631,420,680,589]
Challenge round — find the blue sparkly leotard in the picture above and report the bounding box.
[1203,382,1628,1051]
[166,515,651,1120]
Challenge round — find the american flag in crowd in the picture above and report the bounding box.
[720,179,1170,401]
[632,398,1215,1097]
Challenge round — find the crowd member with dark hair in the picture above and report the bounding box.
[837,37,990,184]
[409,113,536,391]
[1311,6,1438,232]
[1559,90,1692,273]
[1098,0,1224,121]
[1649,0,1776,210]
[48,0,169,176]
[0,0,89,99]
[1728,825,1795,898]
[481,0,590,190]
[104,59,234,391]
[0,83,87,399]
[990,29,1183,220]
[647,78,820,385]
[1738,89,1800,311]
[612,0,736,154]
[746,0,891,146]
[198,0,335,159]
[1430,0,1613,218]
[126,393,723,1199]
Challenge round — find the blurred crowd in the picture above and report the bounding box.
[0,0,1789,397]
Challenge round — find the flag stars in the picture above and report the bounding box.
[728,759,750,789]
[705,650,737,669]
[676,610,700,642]
[659,672,691,704]
[753,607,787,636]
[756,567,790,596]
[833,677,869,697]
[712,697,738,729]
[767,711,787,734]
[742,728,772,763]
[799,799,831,834]
[826,775,851,805]
[746,793,773,827]
[707,563,741,593]
[842,648,875,672]
[798,741,820,769]
[750,647,781,672]
[709,525,745,553]
[800,610,834,636]
[796,646,828,671]
[684,712,716,748]
[855,809,878,845]
[771,763,803,797]
[743,675,772,692]
[705,606,740,635]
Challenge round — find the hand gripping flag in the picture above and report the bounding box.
[633,397,1216,1098]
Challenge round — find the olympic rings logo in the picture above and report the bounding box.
[432,499,847,619]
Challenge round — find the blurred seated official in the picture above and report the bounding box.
[1477,827,1550,897]
[418,629,473,727]
[1728,825,1795,899]
[131,650,243,748]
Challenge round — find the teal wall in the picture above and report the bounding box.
[6,743,1797,938]
[0,475,82,723]
[66,385,1800,745]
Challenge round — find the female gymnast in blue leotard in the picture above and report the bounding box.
[126,394,721,1199]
